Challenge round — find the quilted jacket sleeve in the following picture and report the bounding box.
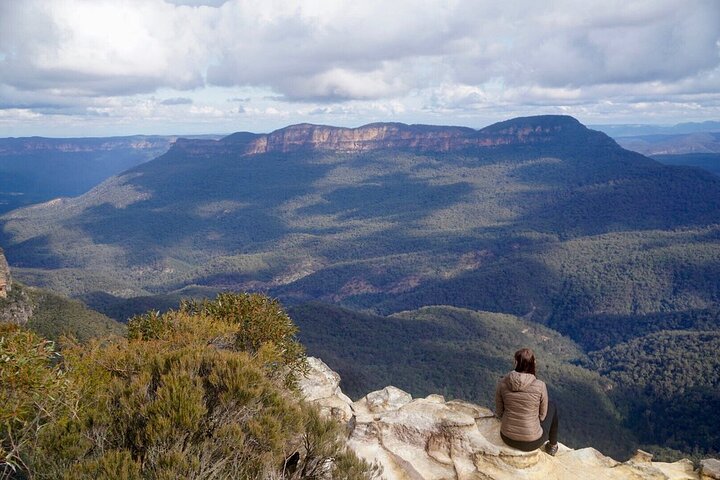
[538,380,548,421]
[495,379,505,418]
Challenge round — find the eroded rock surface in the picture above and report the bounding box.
[173,116,617,157]
[0,248,11,299]
[299,357,712,480]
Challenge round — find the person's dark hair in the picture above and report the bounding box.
[514,348,536,375]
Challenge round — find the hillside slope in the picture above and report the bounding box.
[3,115,719,306]
[0,282,125,342]
[1,249,124,341]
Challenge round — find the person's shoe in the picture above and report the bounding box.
[545,442,558,456]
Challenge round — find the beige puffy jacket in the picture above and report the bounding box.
[495,371,548,442]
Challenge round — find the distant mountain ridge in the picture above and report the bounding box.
[0,135,176,154]
[616,132,720,156]
[0,135,182,214]
[594,120,720,137]
[175,115,617,155]
[612,131,720,178]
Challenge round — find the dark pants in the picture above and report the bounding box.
[501,401,559,451]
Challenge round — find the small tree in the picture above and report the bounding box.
[179,293,308,386]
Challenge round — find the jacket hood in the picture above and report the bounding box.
[504,371,537,392]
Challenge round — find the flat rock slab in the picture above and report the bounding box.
[301,357,713,480]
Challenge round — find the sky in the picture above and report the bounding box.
[0,0,719,137]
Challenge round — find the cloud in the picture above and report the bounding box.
[0,0,718,134]
[0,0,209,97]
[160,97,193,105]
[3,0,718,102]
[165,0,229,6]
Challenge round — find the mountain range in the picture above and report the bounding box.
[0,134,222,215]
[593,121,720,137]
[613,132,720,177]
[1,115,719,458]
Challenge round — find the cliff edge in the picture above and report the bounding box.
[300,357,720,480]
[172,115,620,156]
[0,248,11,299]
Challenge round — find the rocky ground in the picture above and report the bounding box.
[299,357,720,480]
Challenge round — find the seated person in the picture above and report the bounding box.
[495,348,559,455]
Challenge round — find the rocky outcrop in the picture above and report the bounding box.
[173,116,619,157]
[0,248,10,299]
[701,459,720,480]
[299,357,713,480]
[0,249,34,324]
[242,123,477,154]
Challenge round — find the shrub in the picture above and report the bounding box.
[1,293,372,479]
[0,324,75,478]
[180,293,308,386]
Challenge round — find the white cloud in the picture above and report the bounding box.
[0,0,718,134]
[0,0,210,96]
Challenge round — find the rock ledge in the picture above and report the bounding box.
[300,357,712,480]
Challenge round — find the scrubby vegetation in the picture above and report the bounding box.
[0,293,372,479]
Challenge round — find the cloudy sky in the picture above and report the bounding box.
[1,0,719,136]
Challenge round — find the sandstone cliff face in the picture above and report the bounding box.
[0,249,33,325]
[300,357,719,480]
[172,115,619,158]
[0,248,10,299]
[243,123,478,154]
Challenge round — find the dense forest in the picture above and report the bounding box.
[589,330,720,457]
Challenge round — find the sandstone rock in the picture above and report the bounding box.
[301,356,713,480]
[631,449,654,464]
[701,459,720,479]
[356,386,413,414]
[0,249,31,326]
[175,117,606,159]
[298,357,354,423]
[0,248,10,299]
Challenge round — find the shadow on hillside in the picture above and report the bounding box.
[274,248,563,319]
[67,150,337,264]
[297,172,474,222]
[77,201,288,265]
[509,151,720,236]
[3,234,65,269]
[556,307,720,351]
[68,153,478,267]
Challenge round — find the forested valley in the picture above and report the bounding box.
[2,116,719,462]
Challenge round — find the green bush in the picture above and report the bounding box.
[0,324,75,477]
[179,292,308,387]
[1,293,372,479]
